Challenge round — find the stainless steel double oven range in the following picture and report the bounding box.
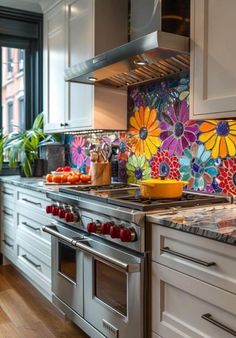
[43,184,228,338]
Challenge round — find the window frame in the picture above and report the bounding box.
[0,6,43,173]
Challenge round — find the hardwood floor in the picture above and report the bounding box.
[0,265,89,338]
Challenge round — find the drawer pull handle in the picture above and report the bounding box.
[22,221,40,231]
[22,198,42,207]
[202,313,236,336]
[3,210,13,217]
[3,239,13,248]
[22,254,41,269]
[160,247,216,267]
[3,191,13,196]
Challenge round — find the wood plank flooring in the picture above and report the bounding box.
[0,265,89,338]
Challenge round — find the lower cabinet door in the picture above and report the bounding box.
[152,262,236,338]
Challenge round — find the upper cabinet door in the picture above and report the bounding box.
[190,0,236,120]
[44,2,66,132]
[65,0,94,130]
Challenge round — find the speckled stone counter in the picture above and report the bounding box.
[147,204,236,245]
[0,175,62,194]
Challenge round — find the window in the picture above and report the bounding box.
[7,101,13,133]
[2,47,26,134]
[0,6,43,171]
[7,48,13,78]
[18,49,24,72]
[19,96,25,130]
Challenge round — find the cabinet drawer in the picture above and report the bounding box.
[17,231,51,266]
[152,263,236,338]
[1,184,15,206]
[152,225,236,294]
[17,209,51,244]
[1,232,15,262]
[2,206,15,234]
[16,188,50,215]
[17,242,51,279]
[16,243,51,296]
[2,218,15,238]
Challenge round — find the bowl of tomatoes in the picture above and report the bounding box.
[46,166,91,184]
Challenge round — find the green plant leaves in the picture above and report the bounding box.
[2,112,59,177]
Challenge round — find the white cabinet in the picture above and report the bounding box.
[152,225,236,294]
[44,1,66,131]
[190,0,236,119]
[0,183,52,301]
[152,263,236,338]
[151,224,236,338]
[44,0,128,133]
[1,184,17,264]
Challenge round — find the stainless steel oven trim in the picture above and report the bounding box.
[91,255,130,319]
[84,253,144,338]
[46,191,146,225]
[57,269,77,286]
[43,225,141,273]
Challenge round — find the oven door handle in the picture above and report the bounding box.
[43,225,75,245]
[43,225,140,273]
[74,239,140,273]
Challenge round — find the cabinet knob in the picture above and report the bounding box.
[64,123,69,127]
[60,123,64,127]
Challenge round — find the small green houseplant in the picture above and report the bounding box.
[3,113,58,177]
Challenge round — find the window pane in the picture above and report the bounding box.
[2,47,26,135]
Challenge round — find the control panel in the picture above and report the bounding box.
[45,203,139,246]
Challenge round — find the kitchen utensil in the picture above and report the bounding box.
[140,178,188,199]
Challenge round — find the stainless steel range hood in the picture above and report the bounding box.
[65,30,189,88]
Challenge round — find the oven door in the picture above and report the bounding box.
[80,240,144,338]
[44,223,84,316]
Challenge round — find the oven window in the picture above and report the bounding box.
[58,242,76,282]
[95,260,127,316]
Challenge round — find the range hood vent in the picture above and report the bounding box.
[65,31,190,88]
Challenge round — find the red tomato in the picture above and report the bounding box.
[46,174,53,182]
[53,175,63,183]
[68,174,80,184]
[63,166,71,172]
[56,167,64,172]
[80,174,91,183]
[61,174,68,183]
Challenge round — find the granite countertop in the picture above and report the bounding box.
[147,204,236,246]
[0,175,63,193]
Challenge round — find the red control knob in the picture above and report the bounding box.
[46,205,53,214]
[110,225,121,238]
[101,222,112,235]
[120,228,135,242]
[87,222,97,233]
[65,212,74,222]
[52,206,59,216]
[58,208,66,219]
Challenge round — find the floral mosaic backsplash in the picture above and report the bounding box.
[67,73,236,196]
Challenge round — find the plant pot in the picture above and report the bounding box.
[32,159,45,177]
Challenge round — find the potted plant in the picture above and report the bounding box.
[3,113,59,177]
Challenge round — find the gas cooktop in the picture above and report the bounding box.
[59,184,230,212]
